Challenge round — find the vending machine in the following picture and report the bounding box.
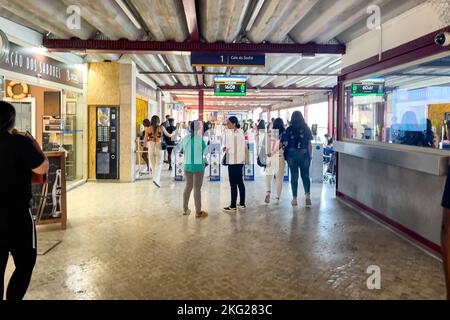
[96,107,120,180]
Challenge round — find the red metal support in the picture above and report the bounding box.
[328,93,334,137]
[199,89,204,122]
[43,39,346,55]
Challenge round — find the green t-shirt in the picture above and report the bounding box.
[180,134,207,173]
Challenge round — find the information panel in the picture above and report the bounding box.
[214,76,246,96]
[351,78,385,97]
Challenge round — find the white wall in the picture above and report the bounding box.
[342,2,444,69]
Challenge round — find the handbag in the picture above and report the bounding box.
[222,152,228,166]
[160,141,167,151]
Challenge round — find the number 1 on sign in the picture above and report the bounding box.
[221,56,224,63]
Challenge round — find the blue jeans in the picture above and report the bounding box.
[287,148,311,197]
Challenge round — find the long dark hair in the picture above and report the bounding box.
[0,101,16,133]
[290,111,307,129]
[257,119,266,130]
[150,115,160,133]
[272,118,285,134]
[289,111,311,138]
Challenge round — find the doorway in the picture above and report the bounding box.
[3,97,36,136]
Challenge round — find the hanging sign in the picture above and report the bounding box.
[191,53,265,67]
[215,76,246,96]
[0,30,10,64]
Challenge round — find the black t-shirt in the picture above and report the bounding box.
[164,125,176,145]
[443,166,450,210]
[0,132,45,213]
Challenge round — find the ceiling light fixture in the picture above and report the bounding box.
[115,0,142,30]
[327,60,342,69]
[245,0,265,32]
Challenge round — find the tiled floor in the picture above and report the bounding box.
[4,169,446,300]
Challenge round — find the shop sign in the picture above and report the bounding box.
[0,30,10,64]
[0,42,83,89]
[136,78,156,99]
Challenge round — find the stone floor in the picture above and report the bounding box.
[4,169,446,300]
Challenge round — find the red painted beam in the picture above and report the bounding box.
[199,89,204,122]
[43,39,346,55]
[176,97,293,102]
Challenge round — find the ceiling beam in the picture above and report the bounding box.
[140,71,339,77]
[42,39,346,55]
[181,0,204,86]
[160,85,333,92]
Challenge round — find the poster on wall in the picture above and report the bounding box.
[31,152,67,229]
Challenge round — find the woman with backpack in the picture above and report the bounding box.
[180,120,208,218]
[282,111,313,207]
[144,115,174,188]
[264,118,286,205]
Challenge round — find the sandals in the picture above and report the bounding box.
[196,211,208,218]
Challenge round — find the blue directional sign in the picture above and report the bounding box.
[191,53,265,67]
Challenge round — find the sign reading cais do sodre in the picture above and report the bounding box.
[0,42,83,89]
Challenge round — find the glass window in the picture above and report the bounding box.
[343,54,450,151]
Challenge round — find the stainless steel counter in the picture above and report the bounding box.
[334,141,449,176]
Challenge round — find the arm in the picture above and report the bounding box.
[22,132,49,175]
[309,142,313,157]
[161,126,172,138]
[33,159,49,175]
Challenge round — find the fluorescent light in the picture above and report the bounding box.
[157,54,173,72]
[115,0,142,30]
[327,60,342,69]
[245,0,265,32]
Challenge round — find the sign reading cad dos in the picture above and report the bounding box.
[0,42,83,89]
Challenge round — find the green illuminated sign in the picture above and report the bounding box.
[351,83,384,97]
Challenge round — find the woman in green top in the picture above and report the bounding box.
[180,120,208,218]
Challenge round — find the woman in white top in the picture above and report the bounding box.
[144,115,173,188]
[223,116,246,212]
[264,118,286,205]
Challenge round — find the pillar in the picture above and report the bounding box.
[119,63,137,183]
[199,89,204,122]
[328,93,334,137]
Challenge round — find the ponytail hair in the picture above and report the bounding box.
[228,116,241,129]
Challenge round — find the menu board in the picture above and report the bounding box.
[31,152,67,229]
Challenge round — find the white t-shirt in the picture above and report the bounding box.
[224,129,246,165]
